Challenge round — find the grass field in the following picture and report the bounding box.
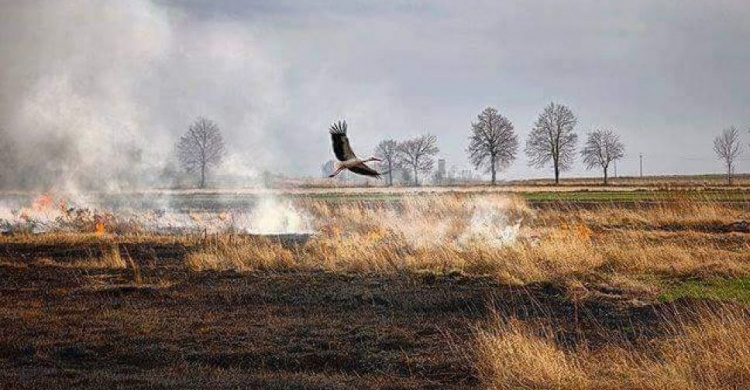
[0,189,748,389]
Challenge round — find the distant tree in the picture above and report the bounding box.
[397,134,439,186]
[467,107,519,185]
[581,129,625,185]
[714,126,743,186]
[175,117,226,189]
[374,139,399,186]
[525,102,578,185]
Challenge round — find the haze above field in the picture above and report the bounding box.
[1,0,749,189]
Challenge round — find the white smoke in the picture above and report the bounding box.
[457,198,523,248]
[375,195,525,249]
[238,197,313,235]
[0,194,313,236]
[0,0,284,191]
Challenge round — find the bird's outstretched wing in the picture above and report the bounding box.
[329,120,356,161]
[348,162,382,179]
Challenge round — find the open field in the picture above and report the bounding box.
[508,173,750,188]
[1,189,749,389]
[3,185,750,215]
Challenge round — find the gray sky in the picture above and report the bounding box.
[1,0,749,188]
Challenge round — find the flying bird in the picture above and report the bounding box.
[328,120,383,179]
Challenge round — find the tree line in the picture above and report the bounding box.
[374,102,747,187]
[373,134,439,186]
[468,103,628,186]
[374,102,626,186]
[173,106,747,188]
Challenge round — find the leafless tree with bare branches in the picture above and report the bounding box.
[176,117,226,189]
[374,139,399,186]
[525,102,578,185]
[397,134,439,186]
[467,107,518,185]
[581,129,625,185]
[714,126,743,185]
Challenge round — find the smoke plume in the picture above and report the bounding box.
[0,0,284,191]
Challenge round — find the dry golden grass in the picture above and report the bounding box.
[3,193,749,283]
[185,236,295,272]
[476,317,590,389]
[293,194,750,282]
[476,308,750,390]
[543,200,748,229]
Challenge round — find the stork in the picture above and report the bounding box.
[328,120,384,178]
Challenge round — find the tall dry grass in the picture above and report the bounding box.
[541,200,748,230]
[476,308,750,390]
[6,193,748,282]
[292,194,749,281]
[185,235,296,272]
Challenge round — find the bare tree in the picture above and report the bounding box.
[176,117,226,189]
[397,134,439,186]
[374,139,399,186]
[714,126,743,186]
[581,129,625,185]
[467,107,519,185]
[525,102,578,185]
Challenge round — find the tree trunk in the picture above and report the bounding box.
[490,154,497,186]
[200,163,206,189]
[728,165,733,186]
[603,167,608,186]
[414,166,419,187]
[554,165,560,185]
[387,160,393,187]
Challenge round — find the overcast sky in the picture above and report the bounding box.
[2,0,749,187]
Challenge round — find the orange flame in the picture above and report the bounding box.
[95,221,106,235]
[560,221,592,240]
[32,194,55,211]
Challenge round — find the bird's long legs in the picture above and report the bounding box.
[328,166,345,178]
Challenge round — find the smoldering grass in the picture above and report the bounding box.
[1,193,748,285]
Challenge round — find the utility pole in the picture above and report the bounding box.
[639,153,643,178]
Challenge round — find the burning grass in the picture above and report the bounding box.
[0,190,748,388]
[1,192,748,284]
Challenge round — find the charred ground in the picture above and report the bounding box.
[0,191,748,389]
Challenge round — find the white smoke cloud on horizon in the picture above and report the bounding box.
[0,0,290,192]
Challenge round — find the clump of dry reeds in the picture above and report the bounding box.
[185,235,295,272]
